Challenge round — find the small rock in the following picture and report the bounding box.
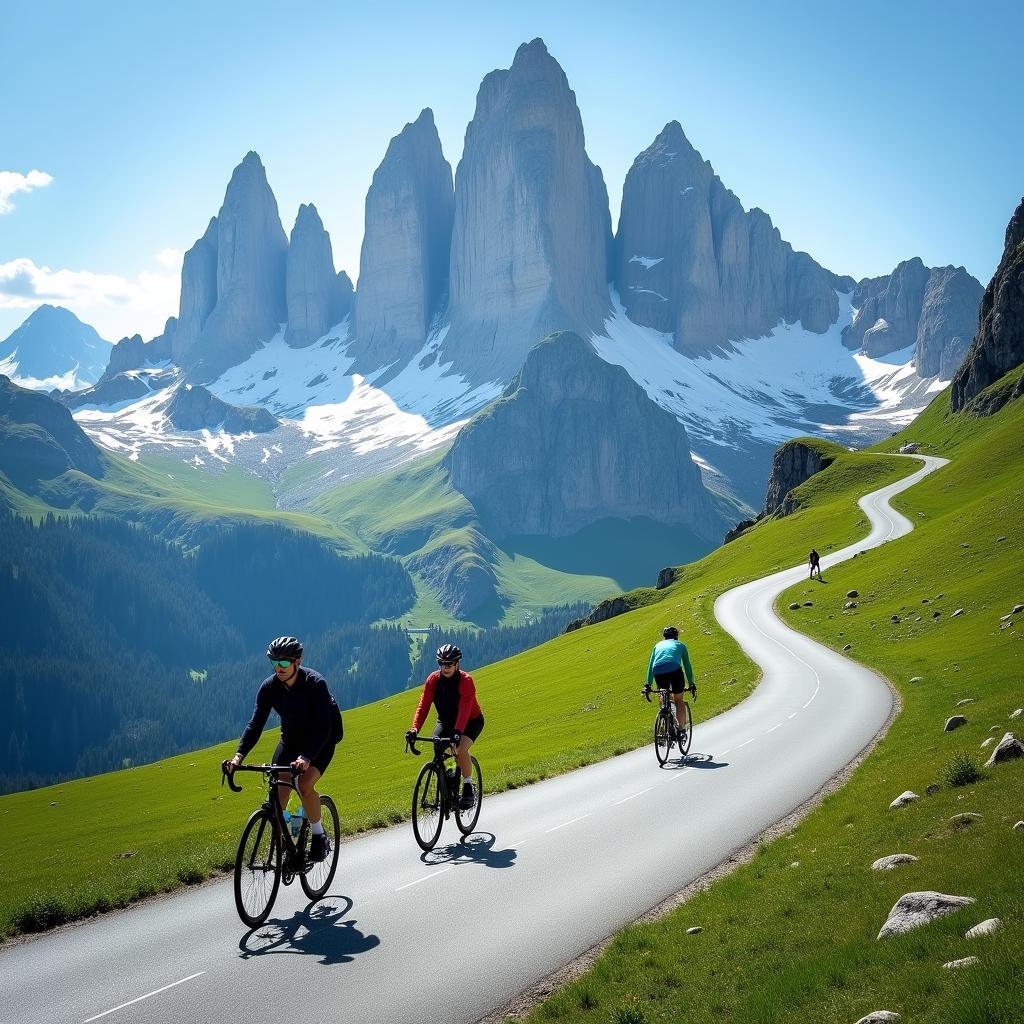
[855,1013,901,1024]
[922,598,930,604]
[943,956,980,969]
[1010,709,1022,719]
[1013,604,1024,614]
[990,725,1002,732]
[999,613,1013,622]
[788,603,800,610]
[871,854,919,871]
[889,791,920,809]
[877,891,975,939]
[116,851,136,859]
[845,601,858,609]
[803,601,814,607]
[984,731,1024,768]
[843,644,853,651]
[925,783,941,796]
[961,543,970,548]
[790,860,800,868]
[909,676,923,683]
[936,593,945,599]
[955,699,975,707]
[950,812,982,825]
[686,926,702,935]
[932,611,941,618]
[1013,821,1024,832]
[944,715,968,732]
[981,737,995,748]
[49,802,57,807]
[890,614,900,623]
[965,917,1002,938]
[997,535,1007,541]
[953,608,964,617]
[999,621,1014,630]
[847,590,859,598]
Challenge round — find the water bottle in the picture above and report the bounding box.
[291,804,305,838]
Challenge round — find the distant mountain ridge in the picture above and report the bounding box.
[0,305,109,389]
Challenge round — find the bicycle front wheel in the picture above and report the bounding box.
[300,795,340,901]
[654,711,672,765]
[677,701,693,757]
[412,763,444,851]
[455,756,483,836]
[234,807,281,928]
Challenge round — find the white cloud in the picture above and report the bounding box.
[0,170,53,214]
[0,253,180,341]
[155,247,184,271]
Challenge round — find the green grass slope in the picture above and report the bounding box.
[518,387,1024,1024]
[0,448,914,940]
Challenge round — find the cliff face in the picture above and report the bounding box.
[174,153,289,381]
[951,198,1024,412]
[442,40,613,383]
[351,109,454,374]
[614,121,840,354]
[761,440,836,517]
[443,331,717,537]
[286,204,351,347]
[843,259,982,375]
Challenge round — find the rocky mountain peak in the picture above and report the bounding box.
[350,108,454,375]
[175,152,288,382]
[951,197,1024,412]
[614,123,838,353]
[442,42,612,384]
[0,304,109,388]
[286,202,351,348]
[443,331,718,537]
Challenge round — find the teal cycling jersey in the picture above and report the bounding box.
[646,639,694,686]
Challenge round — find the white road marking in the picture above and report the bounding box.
[788,712,798,720]
[83,973,205,1022]
[545,814,589,833]
[765,723,782,734]
[613,788,653,805]
[394,867,452,891]
[736,738,754,749]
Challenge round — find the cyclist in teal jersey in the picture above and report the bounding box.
[645,626,696,735]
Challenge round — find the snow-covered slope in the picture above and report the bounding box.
[0,305,109,390]
[69,296,950,512]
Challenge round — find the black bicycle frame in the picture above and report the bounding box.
[405,735,461,814]
[223,763,309,869]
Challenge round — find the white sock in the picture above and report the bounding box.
[463,775,472,785]
[311,820,325,835]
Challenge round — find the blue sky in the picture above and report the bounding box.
[1,0,1021,342]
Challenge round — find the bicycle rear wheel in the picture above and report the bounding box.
[300,795,340,900]
[677,701,693,757]
[654,711,672,765]
[234,808,281,928]
[412,763,444,851]
[455,756,483,835]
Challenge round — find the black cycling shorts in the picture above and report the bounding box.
[273,737,336,776]
[434,715,484,742]
[652,668,688,695]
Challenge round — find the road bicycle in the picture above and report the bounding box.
[221,761,340,927]
[405,734,483,851]
[643,683,695,765]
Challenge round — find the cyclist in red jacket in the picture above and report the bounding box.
[406,643,484,809]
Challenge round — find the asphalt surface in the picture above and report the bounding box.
[1,454,947,1024]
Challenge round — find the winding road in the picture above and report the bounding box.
[1,455,947,1024]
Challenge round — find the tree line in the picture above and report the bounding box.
[0,512,588,793]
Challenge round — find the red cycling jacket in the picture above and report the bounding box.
[411,670,482,733]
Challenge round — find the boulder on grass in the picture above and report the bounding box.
[871,854,919,871]
[877,891,975,939]
[889,791,920,810]
[983,732,1023,768]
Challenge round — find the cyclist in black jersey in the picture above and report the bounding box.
[225,636,343,861]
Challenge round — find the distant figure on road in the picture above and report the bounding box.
[809,548,822,581]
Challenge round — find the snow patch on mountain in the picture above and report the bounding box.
[591,289,947,452]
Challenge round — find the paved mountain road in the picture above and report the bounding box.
[1,455,947,1024]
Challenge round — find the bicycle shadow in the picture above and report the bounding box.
[420,831,517,870]
[657,750,729,770]
[238,896,381,965]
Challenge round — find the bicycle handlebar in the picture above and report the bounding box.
[221,761,299,792]
[404,734,457,757]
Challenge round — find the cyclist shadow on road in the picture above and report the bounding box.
[674,752,729,770]
[238,896,381,966]
[420,831,517,870]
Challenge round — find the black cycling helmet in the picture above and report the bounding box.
[267,635,303,660]
[436,643,462,664]
[662,626,679,640]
